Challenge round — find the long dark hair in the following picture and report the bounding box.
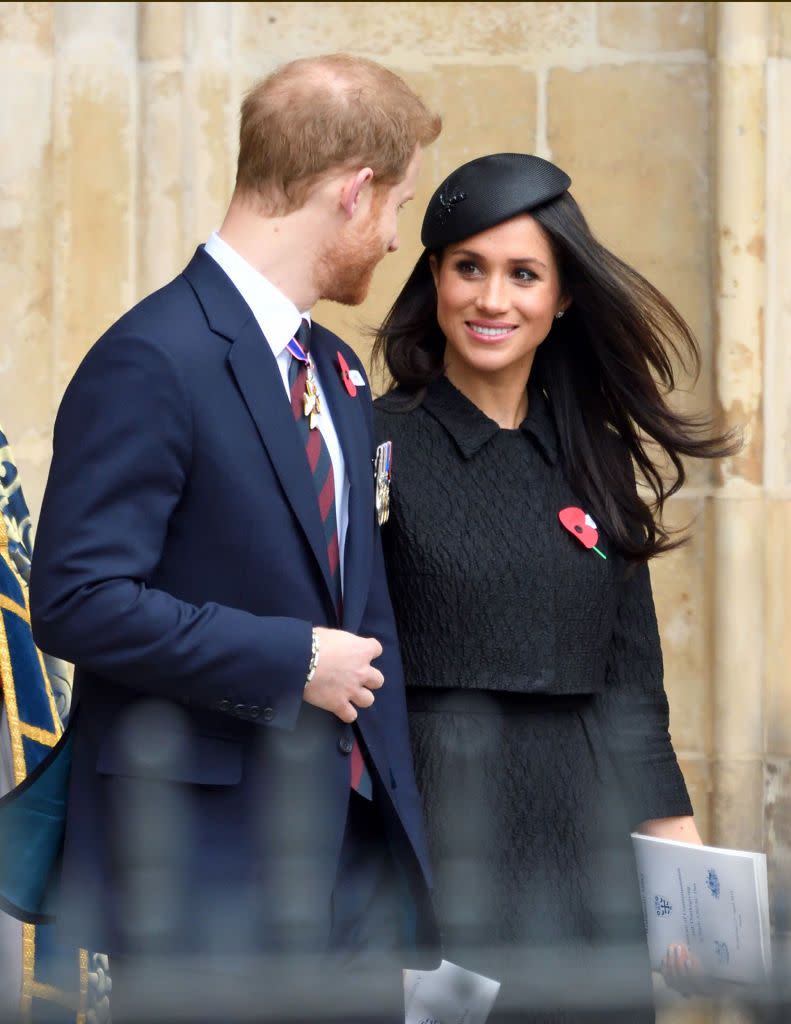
[372,192,738,561]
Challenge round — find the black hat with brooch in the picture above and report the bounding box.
[421,152,571,250]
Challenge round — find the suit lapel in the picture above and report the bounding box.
[311,328,373,633]
[183,249,369,622]
[226,320,338,610]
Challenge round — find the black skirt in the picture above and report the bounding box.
[407,687,656,1024]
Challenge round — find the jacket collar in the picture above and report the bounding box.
[182,245,255,339]
[203,232,311,360]
[421,375,559,465]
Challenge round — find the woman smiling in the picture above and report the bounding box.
[429,213,569,421]
[373,153,736,1022]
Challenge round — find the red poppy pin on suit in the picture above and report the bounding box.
[559,506,607,560]
[337,352,357,397]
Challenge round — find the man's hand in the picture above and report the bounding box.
[303,628,384,723]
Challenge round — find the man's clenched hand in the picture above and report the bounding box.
[303,628,384,723]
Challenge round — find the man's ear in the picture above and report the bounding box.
[340,168,375,218]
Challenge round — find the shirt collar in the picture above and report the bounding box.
[203,231,310,356]
[421,375,559,465]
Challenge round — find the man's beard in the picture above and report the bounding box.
[316,217,387,306]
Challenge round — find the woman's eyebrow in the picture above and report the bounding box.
[450,248,547,269]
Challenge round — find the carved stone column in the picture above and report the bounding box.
[711,2,769,852]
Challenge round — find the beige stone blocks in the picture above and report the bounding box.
[427,65,537,172]
[717,2,771,63]
[764,500,791,757]
[185,67,233,246]
[54,2,136,63]
[0,2,53,61]
[714,55,766,490]
[53,63,134,394]
[765,757,791,896]
[136,3,233,296]
[0,61,53,436]
[598,2,707,52]
[52,5,137,351]
[770,0,791,57]
[548,63,710,343]
[652,497,711,757]
[712,757,765,850]
[236,2,594,66]
[188,3,232,63]
[183,5,233,248]
[138,68,185,297]
[0,1,56,520]
[765,57,791,493]
[138,2,186,300]
[138,1,184,63]
[711,497,764,760]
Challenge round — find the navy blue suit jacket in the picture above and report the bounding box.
[29,248,436,958]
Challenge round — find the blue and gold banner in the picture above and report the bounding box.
[0,429,90,1023]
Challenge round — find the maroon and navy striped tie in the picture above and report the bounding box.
[287,319,372,800]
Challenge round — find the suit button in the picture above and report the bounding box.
[262,707,275,722]
[338,735,354,755]
[234,703,247,716]
[217,699,231,712]
[249,705,261,719]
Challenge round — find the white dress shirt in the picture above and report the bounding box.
[204,231,350,590]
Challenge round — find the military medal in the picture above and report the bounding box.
[559,506,607,559]
[287,335,321,430]
[302,374,321,430]
[374,441,392,526]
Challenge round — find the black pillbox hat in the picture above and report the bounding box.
[421,152,571,250]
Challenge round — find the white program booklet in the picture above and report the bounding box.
[404,959,501,1024]
[631,833,771,984]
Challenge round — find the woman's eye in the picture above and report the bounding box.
[455,261,480,276]
[513,268,537,283]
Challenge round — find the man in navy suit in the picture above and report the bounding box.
[29,54,441,1022]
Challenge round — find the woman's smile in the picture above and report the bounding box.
[464,319,520,343]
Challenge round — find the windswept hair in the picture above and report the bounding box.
[372,192,738,562]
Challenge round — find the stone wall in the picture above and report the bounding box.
[0,1,789,1015]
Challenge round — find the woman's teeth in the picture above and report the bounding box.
[470,324,512,336]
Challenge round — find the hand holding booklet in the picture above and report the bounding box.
[631,833,771,984]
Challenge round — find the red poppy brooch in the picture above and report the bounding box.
[559,506,607,560]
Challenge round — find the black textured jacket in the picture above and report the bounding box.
[374,376,692,825]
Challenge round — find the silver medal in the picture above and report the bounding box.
[374,441,392,526]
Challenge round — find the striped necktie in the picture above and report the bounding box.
[287,320,373,800]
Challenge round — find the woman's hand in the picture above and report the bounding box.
[640,819,706,995]
[660,942,705,997]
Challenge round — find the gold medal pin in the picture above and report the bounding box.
[287,334,321,430]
